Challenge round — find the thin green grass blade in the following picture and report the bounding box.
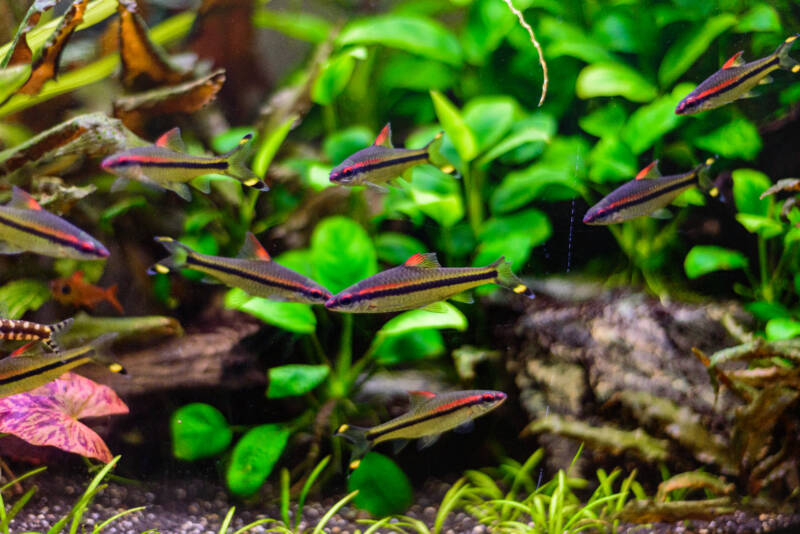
[92,506,145,533]
[295,456,330,531]
[217,507,236,534]
[311,490,358,534]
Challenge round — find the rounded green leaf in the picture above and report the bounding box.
[735,214,784,239]
[312,53,357,105]
[171,403,232,461]
[430,90,478,162]
[253,116,294,177]
[372,329,445,365]
[338,15,462,66]
[620,84,692,155]
[475,209,552,269]
[311,216,377,294]
[348,452,413,516]
[463,95,517,153]
[576,63,657,103]
[732,169,772,217]
[0,278,51,319]
[492,166,583,213]
[227,424,290,496]
[765,318,800,341]
[375,233,427,266]
[588,137,637,184]
[692,119,762,161]
[657,14,737,87]
[684,246,749,279]
[267,364,330,398]
[224,289,316,334]
[735,5,781,33]
[377,302,467,339]
[579,103,627,138]
[323,126,374,166]
[478,114,555,167]
[410,166,464,228]
[252,9,332,43]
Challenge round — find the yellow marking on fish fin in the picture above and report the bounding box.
[513,284,528,294]
[787,35,798,43]
[154,264,170,274]
[705,157,715,166]
[709,187,720,198]
[156,236,174,243]
[239,133,253,146]
[337,424,349,433]
[349,459,361,470]
[109,363,125,374]
[243,178,259,187]
[793,65,800,73]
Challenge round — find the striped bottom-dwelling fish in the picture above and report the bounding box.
[336,390,506,458]
[329,123,448,192]
[0,317,73,352]
[101,127,268,201]
[0,333,125,398]
[583,159,715,225]
[149,233,332,305]
[325,253,533,313]
[676,34,800,115]
[0,187,108,259]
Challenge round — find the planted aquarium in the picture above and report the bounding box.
[0,0,799,532]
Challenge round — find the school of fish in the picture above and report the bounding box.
[0,30,796,464]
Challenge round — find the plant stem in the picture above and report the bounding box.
[758,235,772,302]
[334,314,353,392]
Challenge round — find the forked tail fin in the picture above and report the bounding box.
[335,424,370,460]
[106,285,124,314]
[697,157,716,192]
[148,237,193,275]
[224,134,269,192]
[43,317,74,352]
[492,257,535,299]
[425,132,456,174]
[776,34,800,73]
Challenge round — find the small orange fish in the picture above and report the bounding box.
[50,271,124,314]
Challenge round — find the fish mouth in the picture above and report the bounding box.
[582,212,598,225]
[96,246,111,258]
[324,297,336,308]
[100,157,114,171]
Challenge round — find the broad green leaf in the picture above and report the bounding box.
[579,103,627,138]
[735,214,783,239]
[430,90,477,162]
[376,302,467,339]
[380,55,455,91]
[0,279,50,319]
[735,5,781,34]
[348,452,413,516]
[323,126,373,166]
[588,137,637,184]
[621,83,692,155]
[311,216,377,294]
[463,95,517,153]
[372,329,445,365]
[592,11,643,54]
[492,165,583,213]
[746,301,791,322]
[376,233,427,266]
[576,62,657,103]
[475,209,552,268]
[211,127,254,153]
[171,403,232,461]
[312,49,362,105]
[0,65,30,103]
[267,365,330,398]
[478,114,555,167]
[765,318,800,341]
[732,169,772,217]
[338,15,462,66]
[410,166,464,227]
[224,289,316,334]
[227,424,290,496]
[274,249,313,279]
[253,115,295,177]
[658,14,737,87]
[692,119,762,161]
[252,9,332,43]
[684,245,748,279]
[539,16,616,64]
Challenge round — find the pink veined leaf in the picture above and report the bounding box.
[0,372,128,463]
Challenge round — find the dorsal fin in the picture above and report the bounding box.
[237,232,271,261]
[404,252,441,268]
[373,123,393,148]
[408,390,436,408]
[155,127,186,152]
[9,187,42,210]
[635,160,661,180]
[722,51,744,69]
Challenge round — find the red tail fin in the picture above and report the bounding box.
[106,285,124,314]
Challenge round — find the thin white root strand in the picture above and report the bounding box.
[501,0,548,107]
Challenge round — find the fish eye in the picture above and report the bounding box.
[340,293,353,306]
[61,285,71,295]
[310,288,323,299]
[343,167,353,177]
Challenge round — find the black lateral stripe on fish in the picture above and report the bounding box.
[149,235,332,304]
[325,252,533,314]
[329,123,447,191]
[583,159,715,225]
[101,127,268,201]
[0,187,109,259]
[676,34,800,115]
[335,390,506,457]
[0,317,73,351]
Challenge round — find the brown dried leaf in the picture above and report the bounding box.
[760,178,800,199]
[732,385,799,472]
[17,0,89,96]
[31,177,96,215]
[726,366,800,389]
[618,498,735,523]
[118,0,191,89]
[655,471,734,502]
[1,0,57,68]
[113,69,226,135]
[521,414,670,463]
[0,112,145,182]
